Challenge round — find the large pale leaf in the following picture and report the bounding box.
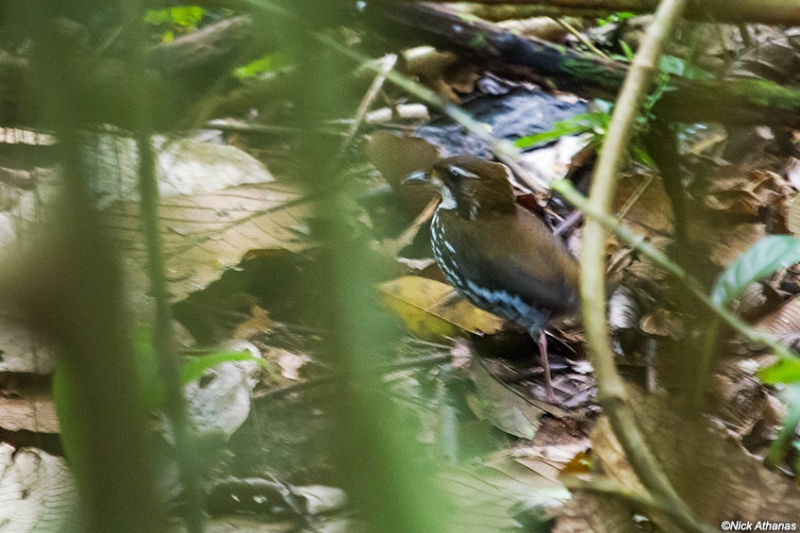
[0,444,80,532]
[106,180,309,320]
[0,133,310,385]
[87,135,276,208]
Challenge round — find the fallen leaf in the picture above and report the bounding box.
[0,444,80,531]
[233,305,274,340]
[276,350,312,381]
[378,276,503,340]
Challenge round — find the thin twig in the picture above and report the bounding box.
[552,17,610,59]
[205,119,304,135]
[385,196,439,257]
[339,54,398,155]
[313,33,521,164]
[553,210,583,236]
[614,173,653,222]
[124,4,203,532]
[561,477,717,533]
[260,353,452,400]
[576,0,704,530]
[554,179,799,368]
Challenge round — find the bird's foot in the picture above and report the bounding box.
[537,330,557,403]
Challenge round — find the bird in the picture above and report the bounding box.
[406,155,580,402]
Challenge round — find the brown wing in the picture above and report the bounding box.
[442,205,579,316]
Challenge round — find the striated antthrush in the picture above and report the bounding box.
[407,155,580,401]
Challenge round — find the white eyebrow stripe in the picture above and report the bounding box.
[445,165,480,180]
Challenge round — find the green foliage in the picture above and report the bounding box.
[51,363,90,492]
[596,11,635,27]
[470,32,487,48]
[760,358,800,385]
[514,98,655,166]
[710,236,800,387]
[514,109,610,149]
[711,236,800,307]
[181,350,266,384]
[145,7,204,27]
[233,50,293,80]
[55,327,264,428]
[658,55,713,80]
[515,47,676,168]
[144,6,205,42]
[618,40,634,62]
[765,385,800,467]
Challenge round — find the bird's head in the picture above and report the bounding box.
[404,155,517,220]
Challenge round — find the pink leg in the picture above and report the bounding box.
[537,331,556,402]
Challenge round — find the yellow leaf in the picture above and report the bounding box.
[378,276,503,341]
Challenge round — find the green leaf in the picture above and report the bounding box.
[514,113,606,149]
[52,364,88,486]
[760,358,800,384]
[233,50,292,80]
[596,11,635,27]
[514,127,580,148]
[170,7,204,27]
[630,145,655,167]
[619,40,634,62]
[765,385,800,466]
[181,351,266,385]
[132,327,266,411]
[658,55,714,81]
[711,236,800,306]
[470,33,487,47]
[659,55,686,76]
[145,7,204,28]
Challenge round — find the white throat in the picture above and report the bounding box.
[438,186,457,210]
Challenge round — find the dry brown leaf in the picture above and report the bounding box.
[705,222,768,268]
[402,47,480,102]
[0,134,307,328]
[233,305,274,340]
[362,132,440,212]
[710,372,771,439]
[574,387,800,531]
[786,192,800,236]
[180,354,262,442]
[469,352,546,440]
[108,181,310,322]
[702,170,790,219]
[510,440,592,483]
[90,135,276,209]
[754,293,800,343]
[559,450,592,477]
[553,490,639,533]
[729,27,800,84]
[378,276,503,340]
[275,349,312,381]
[784,157,800,189]
[638,308,682,339]
[438,456,570,533]
[612,174,673,238]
